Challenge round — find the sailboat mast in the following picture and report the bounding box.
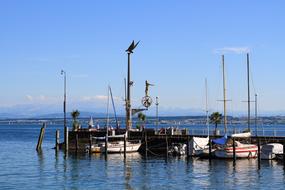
[205,78,209,136]
[247,53,250,131]
[222,55,227,134]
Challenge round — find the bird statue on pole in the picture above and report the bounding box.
[126,40,140,53]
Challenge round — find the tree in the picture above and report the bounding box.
[137,112,146,130]
[210,112,222,135]
[71,110,80,131]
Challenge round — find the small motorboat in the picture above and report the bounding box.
[213,136,258,159]
[261,143,283,160]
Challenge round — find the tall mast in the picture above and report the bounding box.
[205,78,209,136]
[222,55,227,134]
[247,53,251,131]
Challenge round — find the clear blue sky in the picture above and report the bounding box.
[0,0,284,116]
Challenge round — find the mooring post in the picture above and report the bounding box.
[64,127,69,153]
[75,132,79,153]
[124,134,127,158]
[145,132,148,157]
[257,137,261,169]
[233,137,236,166]
[89,134,92,154]
[283,139,285,168]
[55,129,60,151]
[186,135,190,158]
[166,135,169,160]
[208,137,212,160]
[36,123,46,151]
[105,134,108,158]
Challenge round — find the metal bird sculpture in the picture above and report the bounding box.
[126,40,140,53]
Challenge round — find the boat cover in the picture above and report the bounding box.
[212,135,228,145]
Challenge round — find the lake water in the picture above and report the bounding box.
[0,124,285,189]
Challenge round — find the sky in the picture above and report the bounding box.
[0,0,284,116]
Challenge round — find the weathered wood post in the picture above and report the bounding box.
[36,123,46,151]
[283,139,285,168]
[55,129,60,151]
[257,137,261,169]
[124,134,127,158]
[89,134,92,154]
[166,135,169,160]
[75,132,79,153]
[186,135,190,158]
[145,132,148,157]
[208,137,212,161]
[105,134,108,158]
[233,137,236,166]
[64,127,69,153]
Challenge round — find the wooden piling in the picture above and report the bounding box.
[55,130,60,151]
[124,134,127,158]
[257,137,261,169]
[89,134,92,154]
[75,132,79,153]
[145,132,148,157]
[36,123,46,151]
[105,134,108,158]
[283,139,285,168]
[64,127,69,152]
[233,137,236,166]
[166,135,168,160]
[186,135,190,158]
[208,137,212,160]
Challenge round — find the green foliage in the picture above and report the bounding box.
[71,110,80,131]
[210,112,222,134]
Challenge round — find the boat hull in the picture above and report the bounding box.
[101,142,141,153]
[215,145,258,158]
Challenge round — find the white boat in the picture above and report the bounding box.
[214,140,258,158]
[231,132,251,138]
[261,143,283,160]
[189,137,209,156]
[101,141,141,153]
[88,134,141,153]
[190,79,211,157]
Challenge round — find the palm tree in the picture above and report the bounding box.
[71,110,80,131]
[138,112,146,130]
[210,112,222,135]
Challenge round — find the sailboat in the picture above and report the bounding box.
[88,116,94,128]
[214,54,258,159]
[190,79,210,157]
[89,86,141,154]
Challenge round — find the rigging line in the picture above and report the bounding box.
[250,65,256,95]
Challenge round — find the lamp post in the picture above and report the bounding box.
[61,70,67,150]
[125,41,139,130]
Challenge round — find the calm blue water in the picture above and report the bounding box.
[0,124,285,190]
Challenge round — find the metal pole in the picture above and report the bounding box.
[222,55,227,134]
[126,53,132,130]
[247,53,251,131]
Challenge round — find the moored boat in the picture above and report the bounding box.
[214,139,258,159]
[261,143,283,160]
